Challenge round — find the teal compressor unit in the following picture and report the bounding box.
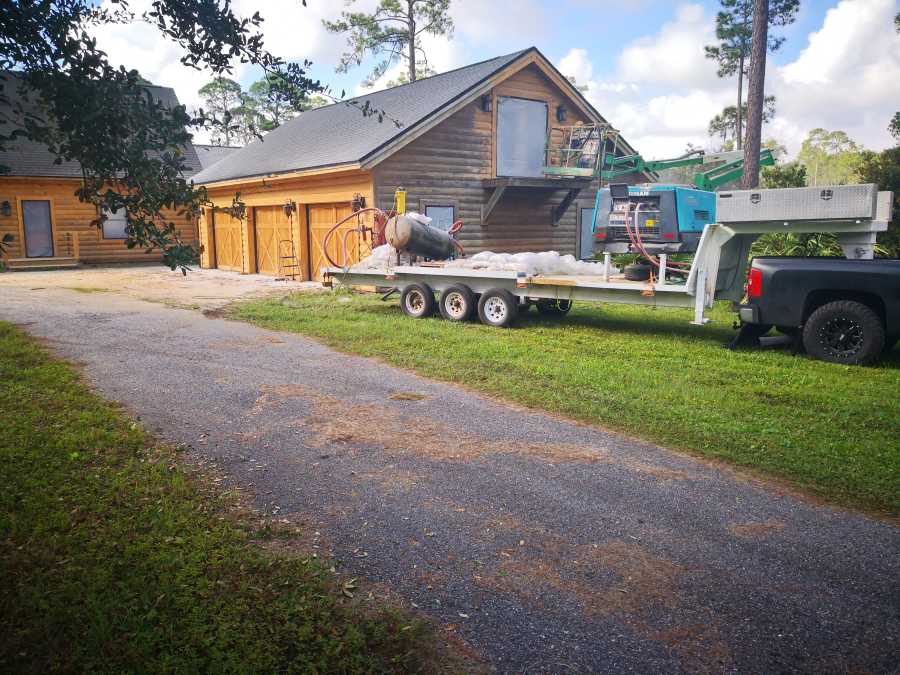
[590,183,717,255]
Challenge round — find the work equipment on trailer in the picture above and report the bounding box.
[542,123,774,189]
[592,183,717,255]
[324,184,894,365]
[384,213,464,259]
[320,187,464,269]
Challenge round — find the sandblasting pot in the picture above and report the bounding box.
[384,214,456,260]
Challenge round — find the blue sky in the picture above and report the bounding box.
[94,0,900,156]
[308,0,835,93]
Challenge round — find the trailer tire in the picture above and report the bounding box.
[439,284,476,322]
[802,300,884,365]
[536,299,572,316]
[400,283,435,319]
[477,288,519,328]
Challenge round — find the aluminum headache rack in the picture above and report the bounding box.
[325,185,893,326]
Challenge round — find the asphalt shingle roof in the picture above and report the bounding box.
[194,144,241,170]
[0,73,202,178]
[191,49,531,185]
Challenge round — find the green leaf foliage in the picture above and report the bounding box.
[856,145,900,257]
[797,128,864,187]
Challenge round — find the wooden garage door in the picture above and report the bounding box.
[214,213,243,272]
[309,203,370,280]
[254,206,294,276]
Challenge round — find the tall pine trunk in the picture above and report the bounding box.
[742,0,769,189]
[736,53,744,150]
[407,0,417,82]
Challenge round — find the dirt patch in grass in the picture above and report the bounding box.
[260,384,687,480]
[727,519,786,538]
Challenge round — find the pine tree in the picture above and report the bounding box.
[324,0,453,85]
[705,0,798,150]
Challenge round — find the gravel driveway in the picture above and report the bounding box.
[2,282,898,674]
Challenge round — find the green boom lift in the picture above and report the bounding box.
[542,123,775,189]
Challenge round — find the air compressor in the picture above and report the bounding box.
[591,183,717,255]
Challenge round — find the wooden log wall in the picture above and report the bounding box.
[0,177,197,262]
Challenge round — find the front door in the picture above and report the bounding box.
[21,200,54,258]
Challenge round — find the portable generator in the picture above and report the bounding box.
[591,183,717,255]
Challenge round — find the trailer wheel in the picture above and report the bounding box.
[439,284,476,322]
[477,288,519,328]
[400,283,435,319]
[536,299,573,316]
[802,300,884,365]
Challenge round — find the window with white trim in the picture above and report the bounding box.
[102,207,128,239]
[424,205,455,231]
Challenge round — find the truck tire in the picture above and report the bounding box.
[536,299,573,316]
[802,300,885,365]
[439,284,476,322]
[477,288,519,328]
[400,283,435,319]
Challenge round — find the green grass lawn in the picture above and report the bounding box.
[0,322,450,673]
[233,291,900,515]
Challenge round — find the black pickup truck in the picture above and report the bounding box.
[734,257,900,365]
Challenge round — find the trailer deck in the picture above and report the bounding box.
[325,261,697,309]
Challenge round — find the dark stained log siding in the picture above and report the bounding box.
[372,63,641,257]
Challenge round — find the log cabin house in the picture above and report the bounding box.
[0,75,201,270]
[192,47,649,280]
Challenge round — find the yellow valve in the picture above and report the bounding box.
[395,187,406,214]
[645,219,656,228]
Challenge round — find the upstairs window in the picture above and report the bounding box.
[496,97,548,178]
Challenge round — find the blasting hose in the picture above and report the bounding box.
[322,208,464,268]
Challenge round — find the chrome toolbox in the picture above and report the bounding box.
[716,184,881,223]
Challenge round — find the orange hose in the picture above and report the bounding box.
[625,203,689,276]
[322,207,386,268]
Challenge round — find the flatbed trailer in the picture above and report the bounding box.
[325,256,705,318]
[323,184,893,331]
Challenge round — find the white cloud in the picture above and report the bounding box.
[771,0,900,151]
[559,48,593,84]
[557,0,900,159]
[618,4,721,89]
[450,0,547,50]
